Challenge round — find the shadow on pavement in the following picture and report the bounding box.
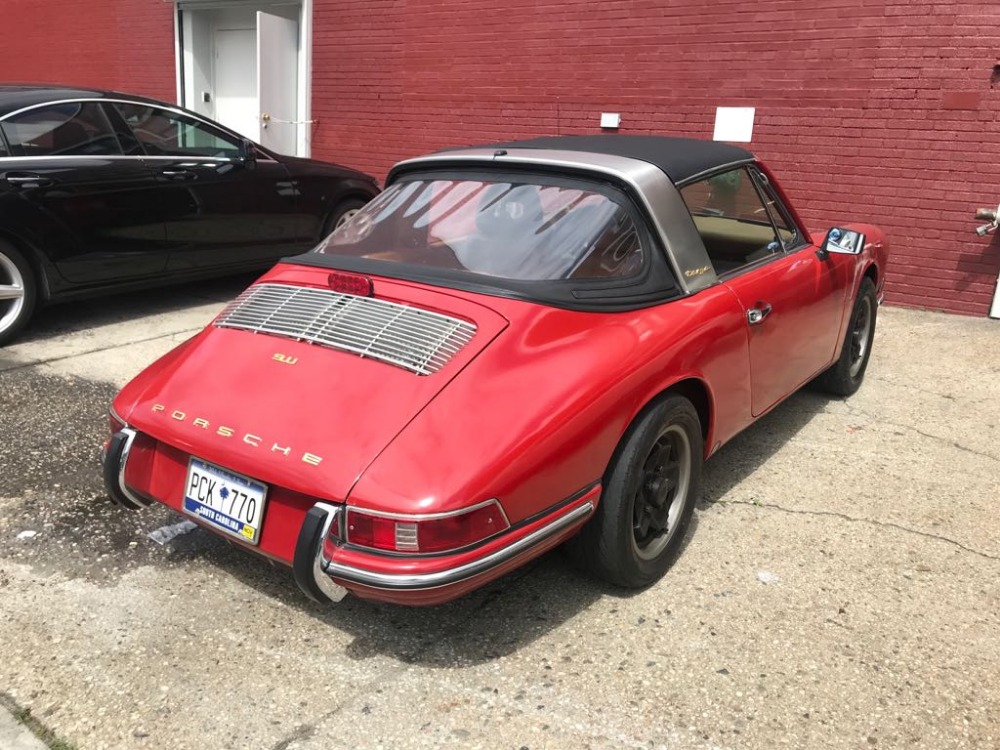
[2,365,835,669]
[16,272,259,345]
[160,386,836,666]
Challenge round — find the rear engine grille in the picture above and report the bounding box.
[214,283,477,375]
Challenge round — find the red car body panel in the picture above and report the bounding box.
[103,141,889,606]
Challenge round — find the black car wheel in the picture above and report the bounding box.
[574,395,703,589]
[324,198,368,238]
[814,277,877,397]
[0,241,37,346]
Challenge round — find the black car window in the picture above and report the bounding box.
[0,102,123,157]
[680,167,782,275]
[113,103,240,158]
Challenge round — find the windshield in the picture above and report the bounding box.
[315,177,644,281]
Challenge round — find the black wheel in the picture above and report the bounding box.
[573,395,703,589]
[0,241,37,346]
[323,198,368,238]
[815,277,877,397]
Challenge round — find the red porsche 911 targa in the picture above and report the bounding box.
[102,136,888,606]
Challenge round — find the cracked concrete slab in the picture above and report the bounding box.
[1,288,998,750]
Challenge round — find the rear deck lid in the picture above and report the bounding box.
[122,264,509,501]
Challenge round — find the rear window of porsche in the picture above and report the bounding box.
[316,177,644,281]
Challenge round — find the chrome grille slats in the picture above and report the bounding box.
[214,283,477,375]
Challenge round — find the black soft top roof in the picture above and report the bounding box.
[464,135,755,184]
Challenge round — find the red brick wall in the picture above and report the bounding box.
[312,0,1000,316]
[2,0,998,314]
[0,0,176,102]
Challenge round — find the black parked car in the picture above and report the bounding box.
[0,85,380,344]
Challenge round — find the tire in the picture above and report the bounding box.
[0,241,37,347]
[322,198,368,238]
[573,395,703,589]
[814,277,877,397]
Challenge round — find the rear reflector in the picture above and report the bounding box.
[327,271,373,297]
[344,500,510,554]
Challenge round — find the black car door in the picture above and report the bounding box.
[0,100,168,285]
[109,102,310,272]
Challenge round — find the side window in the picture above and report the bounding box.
[0,102,123,157]
[0,129,8,157]
[113,103,240,158]
[680,167,782,275]
[751,170,800,249]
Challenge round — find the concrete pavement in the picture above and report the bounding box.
[0,705,47,750]
[1,282,998,750]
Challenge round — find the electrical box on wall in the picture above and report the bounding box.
[600,112,621,129]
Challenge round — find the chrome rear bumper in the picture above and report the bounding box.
[292,498,594,600]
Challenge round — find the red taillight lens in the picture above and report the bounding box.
[327,271,373,297]
[345,501,510,554]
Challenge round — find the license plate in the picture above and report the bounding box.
[182,458,268,545]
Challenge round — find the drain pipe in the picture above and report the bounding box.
[974,206,1000,319]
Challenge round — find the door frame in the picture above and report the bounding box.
[172,0,313,157]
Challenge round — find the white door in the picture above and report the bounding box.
[213,28,259,142]
[257,11,299,155]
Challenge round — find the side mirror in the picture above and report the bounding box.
[819,227,865,258]
[238,138,257,169]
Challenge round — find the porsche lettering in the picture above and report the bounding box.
[150,404,322,465]
[684,265,712,278]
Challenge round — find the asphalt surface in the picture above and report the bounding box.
[0,280,998,750]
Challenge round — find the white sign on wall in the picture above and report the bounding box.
[713,107,755,143]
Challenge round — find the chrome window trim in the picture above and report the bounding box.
[747,166,808,252]
[675,158,757,188]
[0,154,255,164]
[0,97,279,163]
[323,500,594,590]
[389,148,719,295]
[743,165,785,260]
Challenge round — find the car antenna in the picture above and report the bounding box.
[493,149,507,159]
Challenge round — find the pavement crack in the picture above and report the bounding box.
[714,499,1000,561]
[270,723,317,750]
[0,329,202,375]
[872,375,957,402]
[878,418,999,463]
[836,403,999,463]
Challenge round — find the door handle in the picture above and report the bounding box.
[747,302,772,325]
[159,169,196,180]
[3,172,53,188]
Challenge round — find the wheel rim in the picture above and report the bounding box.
[630,424,692,561]
[848,296,873,378]
[0,252,26,336]
[334,208,360,231]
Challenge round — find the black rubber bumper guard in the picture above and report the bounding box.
[102,428,153,511]
[292,503,349,603]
